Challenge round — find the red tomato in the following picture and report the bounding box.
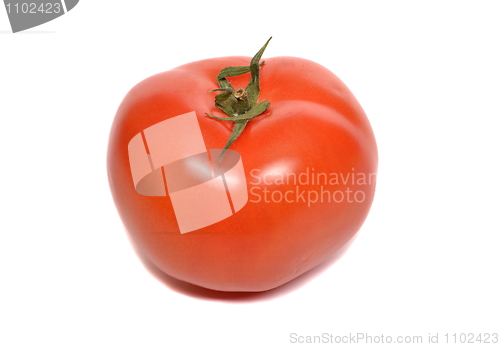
[107,40,377,292]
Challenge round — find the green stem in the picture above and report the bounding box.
[206,37,272,161]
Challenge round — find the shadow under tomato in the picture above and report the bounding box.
[125,228,357,303]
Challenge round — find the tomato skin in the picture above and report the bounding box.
[107,56,377,292]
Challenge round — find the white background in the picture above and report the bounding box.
[1,1,499,346]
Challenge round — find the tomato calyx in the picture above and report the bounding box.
[206,37,272,160]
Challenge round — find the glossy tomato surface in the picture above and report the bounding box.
[107,55,377,292]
